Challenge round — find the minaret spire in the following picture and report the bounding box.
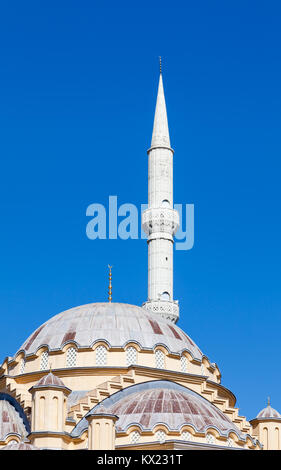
[142,63,179,323]
[151,65,170,149]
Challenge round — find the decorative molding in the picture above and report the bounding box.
[143,300,179,323]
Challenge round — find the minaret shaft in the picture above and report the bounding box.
[142,71,179,323]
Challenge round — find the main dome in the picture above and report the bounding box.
[17,303,203,360]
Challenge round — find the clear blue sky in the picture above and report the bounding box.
[0,1,280,421]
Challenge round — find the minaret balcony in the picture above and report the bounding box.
[142,207,179,236]
[142,299,179,323]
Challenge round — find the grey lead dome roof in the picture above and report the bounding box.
[256,404,281,420]
[0,397,29,441]
[33,371,69,390]
[72,381,244,439]
[17,302,203,360]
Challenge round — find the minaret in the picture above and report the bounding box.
[142,61,179,323]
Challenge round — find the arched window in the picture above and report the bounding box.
[180,355,187,373]
[126,347,137,366]
[181,431,192,441]
[40,351,49,371]
[275,427,280,450]
[161,200,170,208]
[130,431,140,444]
[66,347,77,367]
[263,427,268,450]
[155,430,166,444]
[160,291,170,301]
[95,345,107,366]
[39,396,45,429]
[155,349,165,369]
[206,433,215,445]
[19,358,25,374]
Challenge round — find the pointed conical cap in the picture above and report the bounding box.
[151,73,171,148]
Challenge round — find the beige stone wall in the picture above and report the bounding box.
[87,415,116,450]
[8,342,220,385]
[115,426,256,449]
[31,389,66,432]
[251,420,281,450]
[0,345,262,450]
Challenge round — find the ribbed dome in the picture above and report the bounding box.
[0,399,28,441]
[17,303,203,360]
[72,381,243,439]
[34,371,67,389]
[1,441,40,450]
[256,404,281,420]
[110,386,241,435]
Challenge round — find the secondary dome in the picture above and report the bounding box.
[0,395,29,441]
[17,303,203,360]
[256,404,281,420]
[72,381,243,439]
[1,441,40,451]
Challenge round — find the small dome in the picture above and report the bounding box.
[1,441,40,450]
[72,381,243,439]
[35,371,67,389]
[17,303,203,360]
[0,398,28,441]
[89,404,118,420]
[256,403,281,420]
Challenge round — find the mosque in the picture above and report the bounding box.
[0,65,280,451]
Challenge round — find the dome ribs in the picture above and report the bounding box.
[24,324,45,351]
[69,381,257,444]
[16,303,203,360]
[0,399,27,442]
[2,441,40,450]
[62,330,76,345]
[125,401,138,415]
[148,319,163,335]
[139,413,150,428]
[171,400,181,413]
[168,325,182,340]
[127,396,146,414]
[2,411,8,423]
[143,399,154,414]
[154,398,163,413]
[91,385,245,437]
[256,405,281,419]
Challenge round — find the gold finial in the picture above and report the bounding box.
[267,396,271,406]
[159,56,162,75]
[108,265,113,302]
